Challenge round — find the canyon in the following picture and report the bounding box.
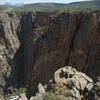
[0,11,100,96]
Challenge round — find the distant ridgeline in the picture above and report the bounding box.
[0,0,100,12]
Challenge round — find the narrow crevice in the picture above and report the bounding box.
[63,14,81,67]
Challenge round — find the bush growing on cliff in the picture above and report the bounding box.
[4,88,27,100]
[43,83,73,100]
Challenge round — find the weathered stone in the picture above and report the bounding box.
[86,83,94,91]
[0,12,56,95]
[79,76,88,91]
[32,66,94,100]
[71,78,80,90]
[8,95,19,100]
[54,66,93,92]
[18,94,28,100]
[80,73,93,83]
[25,12,100,96]
[53,66,93,100]
[72,87,81,100]
[38,83,46,95]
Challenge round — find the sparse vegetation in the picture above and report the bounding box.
[12,1,100,12]
[4,88,27,100]
[43,83,73,100]
[0,1,100,12]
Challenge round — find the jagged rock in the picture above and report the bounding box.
[0,12,20,89]
[0,12,55,95]
[18,94,28,100]
[38,83,46,95]
[54,66,93,92]
[26,12,100,96]
[72,87,81,100]
[55,67,94,100]
[86,83,94,91]
[54,66,93,100]
[31,66,93,100]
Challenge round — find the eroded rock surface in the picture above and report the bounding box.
[0,11,55,95]
[0,12,21,94]
[30,66,94,100]
[26,11,100,96]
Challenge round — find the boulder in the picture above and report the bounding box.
[38,83,46,95]
[31,66,94,100]
[53,66,94,100]
[54,66,93,91]
[18,94,28,100]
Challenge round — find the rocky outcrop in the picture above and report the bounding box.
[30,66,94,100]
[54,66,93,92]
[1,66,98,100]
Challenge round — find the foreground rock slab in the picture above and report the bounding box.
[30,66,94,100]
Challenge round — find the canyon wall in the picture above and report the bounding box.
[0,11,55,94]
[25,11,100,96]
[0,12,20,94]
[0,11,100,96]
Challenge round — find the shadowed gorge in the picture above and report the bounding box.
[0,11,100,97]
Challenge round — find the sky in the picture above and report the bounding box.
[0,0,90,4]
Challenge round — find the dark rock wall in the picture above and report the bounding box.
[25,12,100,96]
[0,11,56,94]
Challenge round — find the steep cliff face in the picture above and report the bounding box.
[0,11,56,94]
[0,12,21,94]
[24,12,100,96]
[0,11,100,96]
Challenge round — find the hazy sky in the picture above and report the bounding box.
[0,0,90,4]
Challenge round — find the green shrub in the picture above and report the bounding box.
[4,88,27,100]
[54,83,72,96]
[44,93,56,100]
[43,83,72,100]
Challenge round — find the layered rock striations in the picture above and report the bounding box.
[0,11,100,96]
[0,11,56,94]
[0,12,20,93]
[25,12,100,96]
